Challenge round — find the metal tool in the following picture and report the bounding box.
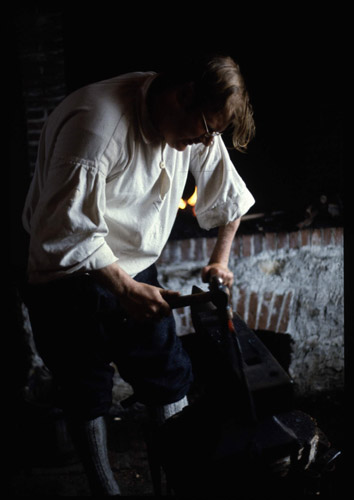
[147,279,338,498]
[167,275,258,422]
[166,275,232,313]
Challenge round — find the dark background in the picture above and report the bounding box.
[61,8,344,217]
[6,9,350,494]
[9,6,345,258]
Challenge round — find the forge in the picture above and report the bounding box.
[10,7,344,497]
[157,176,344,396]
[143,284,342,498]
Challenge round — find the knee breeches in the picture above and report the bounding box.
[25,265,193,420]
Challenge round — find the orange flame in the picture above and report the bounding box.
[187,186,197,206]
[178,198,187,209]
[179,186,197,210]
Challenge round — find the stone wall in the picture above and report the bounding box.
[157,227,344,395]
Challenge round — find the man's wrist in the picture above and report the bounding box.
[91,262,133,297]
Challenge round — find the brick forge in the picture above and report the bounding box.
[158,227,343,332]
[231,227,343,333]
[157,227,344,394]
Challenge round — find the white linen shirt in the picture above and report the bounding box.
[22,72,255,283]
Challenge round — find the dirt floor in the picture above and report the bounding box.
[8,400,155,497]
[8,389,346,498]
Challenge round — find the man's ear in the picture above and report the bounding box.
[176,82,195,110]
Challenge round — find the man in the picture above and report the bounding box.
[22,53,255,495]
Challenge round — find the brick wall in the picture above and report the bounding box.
[157,227,344,394]
[14,8,66,175]
[232,227,343,332]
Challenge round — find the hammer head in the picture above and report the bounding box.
[209,276,232,317]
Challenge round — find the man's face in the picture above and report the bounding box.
[161,109,226,151]
[152,83,230,151]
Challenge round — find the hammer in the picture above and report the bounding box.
[166,275,233,319]
[168,276,257,422]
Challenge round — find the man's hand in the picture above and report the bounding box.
[119,281,180,322]
[201,219,240,288]
[91,262,180,322]
[201,262,234,288]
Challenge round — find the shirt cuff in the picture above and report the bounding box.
[85,241,119,272]
[196,191,255,231]
[28,242,119,284]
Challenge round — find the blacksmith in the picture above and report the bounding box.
[22,53,255,495]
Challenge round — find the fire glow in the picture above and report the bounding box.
[179,186,197,215]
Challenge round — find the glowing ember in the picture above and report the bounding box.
[179,186,197,212]
[187,186,197,207]
[178,199,187,210]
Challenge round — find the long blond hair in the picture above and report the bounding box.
[195,55,255,152]
[154,53,255,152]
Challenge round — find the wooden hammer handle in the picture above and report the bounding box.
[167,291,213,309]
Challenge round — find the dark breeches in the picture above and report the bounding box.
[25,265,193,420]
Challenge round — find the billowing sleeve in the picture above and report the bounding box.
[189,136,255,230]
[25,156,118,282]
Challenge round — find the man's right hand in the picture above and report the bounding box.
[119,280,181,321]
[91,262,180,322]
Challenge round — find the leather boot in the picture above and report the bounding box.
[67,416,121,496]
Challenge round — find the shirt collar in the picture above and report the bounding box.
[137,73,163,145]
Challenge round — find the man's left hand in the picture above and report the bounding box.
[201,263,234,288]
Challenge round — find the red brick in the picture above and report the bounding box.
[180,239,192,261]
[277,232,289,250]
[333,227,343,246]
[176,308,185,319]
[157,244,170,265]
[264,232,276,251]
[322,228,333,245]
[169,242,181,263]
[176,308,190,329]
[278,291,293,333]
[289,231,300,249]
[300,229,311,247]
[27,120,44,130]
[257,291,273,330]
[253,233,263,255]
[193,239,204,261]
[268,294,284,331]
[311,228,322,246]
[247,291,258,329]
[235,287,247,320]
